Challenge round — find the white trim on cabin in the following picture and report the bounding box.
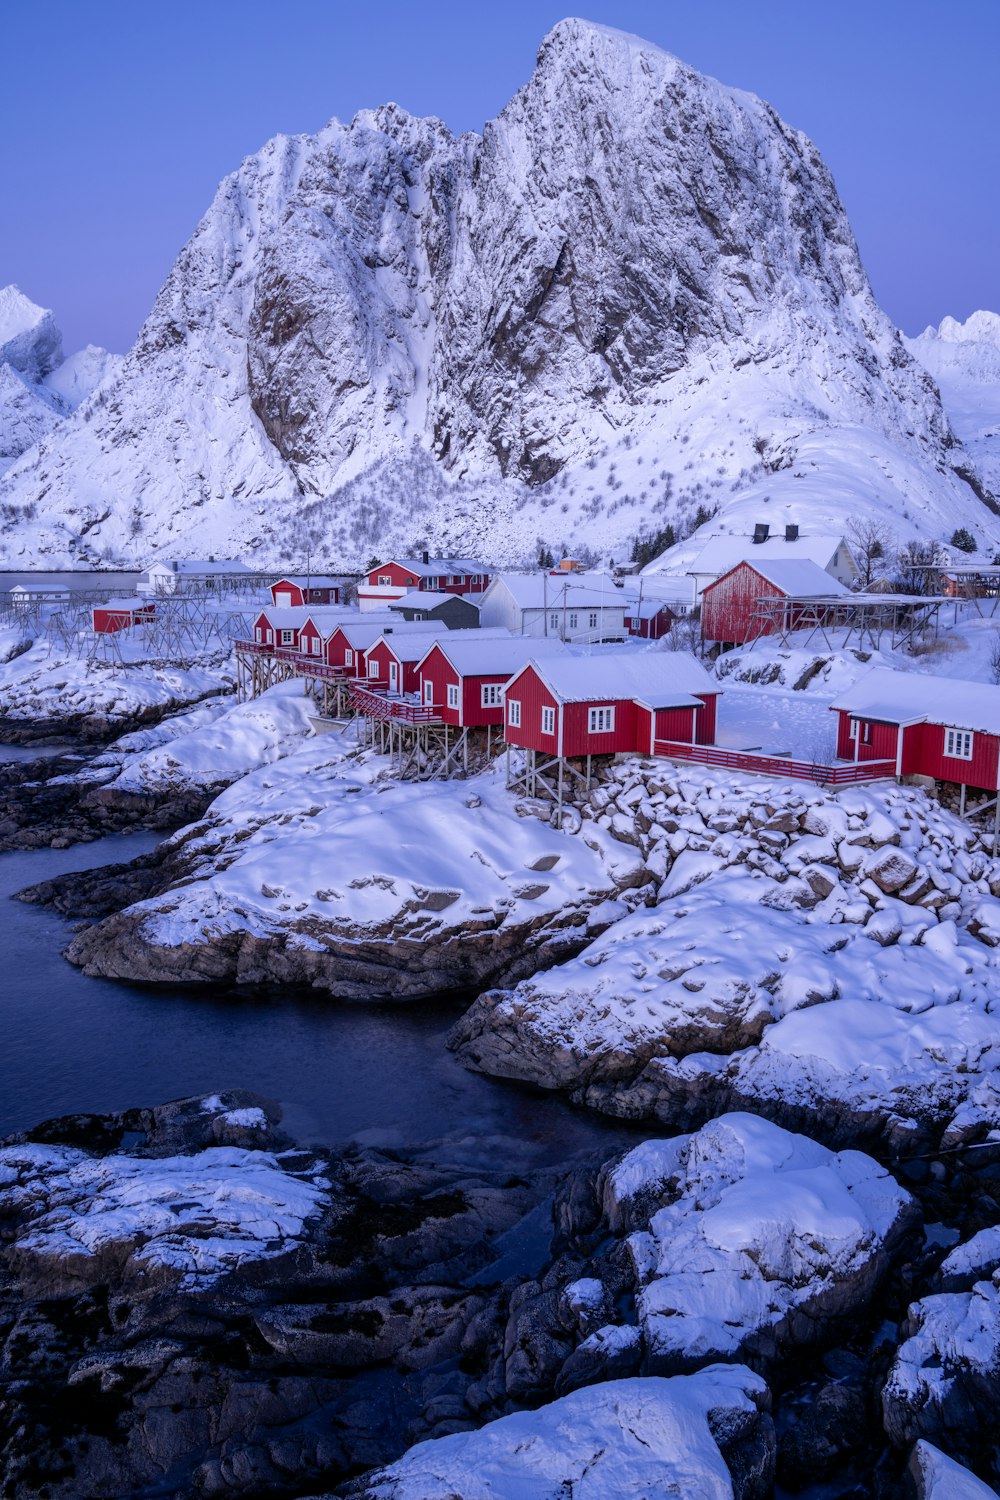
[588,706,616,734]
[945,728,974,761]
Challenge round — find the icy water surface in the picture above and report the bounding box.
[0,812,638,1168]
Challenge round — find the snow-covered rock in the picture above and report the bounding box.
[0,1138,328,1297]
[0,23,993,566]
[908,1440,1000,1500]
[601,1114,915,1371]
[341,1368,774,1499]
[65,755,651,997]
[883,1280,1000,1450]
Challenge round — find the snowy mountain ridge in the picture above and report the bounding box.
[0,285,120,473]
[1,19,996,566]
[905,312,1000,504]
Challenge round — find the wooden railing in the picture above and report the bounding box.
[653,740,897,786]
[350,683,442,724]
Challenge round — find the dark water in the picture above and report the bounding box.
[0,812,639,1169]
[0,569,140,592]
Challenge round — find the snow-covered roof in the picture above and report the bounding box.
[11,582,68,595]
[489,573,629,611]
[377,557,489,578]
[380,626,511,662]
[522,650,719,707]
[831,668,1000,734]
[637,574,697,605]
[687,534,849,578]
[339,618,447,648]
[626,598,676,618]
[387,590,482,611]
[96,596,150,611]
[724,558,851,597]
[271,575,341,589]
[422,635,570,676]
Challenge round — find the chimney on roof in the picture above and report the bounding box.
[422,550,429,565]
[753,523,769,545]
[785,524,799,542]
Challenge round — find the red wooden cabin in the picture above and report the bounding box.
[325,619,448,679]
[701,559,848,648]
[252,607,307,653]
[294,609,354,659]
[831,668,1000,790]
[364,632,451,696]
[416,637,570,727]
[624,600,676,640]
[358,555,490,612]
[503,652,720,758]
[92,598,155,634]
[269,576,341,608]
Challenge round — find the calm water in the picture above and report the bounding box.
[0,569,140,593]
[0,801,637,1168]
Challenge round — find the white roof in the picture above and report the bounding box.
[387,590,482,611]
[688,534,848,578]
[521,650,719,707]
[723,558,851,597]
[339,618,449,648]
[377,557,488,578]
[636,574,697,606]
[12,582,69,595]
[378,625,510,662]
[272,575,341,589]
[627,598,677,619]
[421,635,570,676]
[96,596,150,611]
[490,573,629,611]
[831,668,1000,734]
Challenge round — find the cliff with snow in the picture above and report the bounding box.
[1,20,996,566]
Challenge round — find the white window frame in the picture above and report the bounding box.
[508,698,522,728]
[255,626,262,642]
[265,628,273,644]
[550,612,559,631]
[345,647,354,666]
[378,574,392,586]
[541,705,555,735]
[945,727,974,761]
[389,661,399,691]
[481,683,503,708]
[849,717,872,745]
[588,612,598,630]
[588,705,616,734]
[569,612,578,629]
[447,683,460,709]
[310,636,321,655]
[424,679,434,705]
[368,659,380,679]
[280,629,294,645]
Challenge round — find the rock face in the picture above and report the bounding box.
[0,285,118,470]
[908,1440,1000,1500]
[338,1369,775,1500]
[0,22,992,565]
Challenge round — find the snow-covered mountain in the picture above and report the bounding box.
[1,19,996,566]
[0,286,120,473]
[905,311,1000,503]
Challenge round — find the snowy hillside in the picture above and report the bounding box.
[0,286,119,473]
[0,20,995,565]
[905,311,1000,501]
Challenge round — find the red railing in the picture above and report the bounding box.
[653,741,896,786]
[350,683,442,724]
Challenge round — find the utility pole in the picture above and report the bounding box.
[543,570,548,637]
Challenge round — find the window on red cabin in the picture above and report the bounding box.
[280,629,294,645]
[378,574,392,586]
[266,628,273,643]
[345,648,354,666]
[508,698,521,727]
[588,705,615,734]
[945,728,974,760]
[447,684,459,709]
[424,680,434,704]
[541,705,555,735]
[255,626,262,642]
[849,718,873,745]
[368,659,379,678]
[310,637,321,655]
[481,683,503,707]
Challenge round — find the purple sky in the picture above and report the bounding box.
[3,0,997,354]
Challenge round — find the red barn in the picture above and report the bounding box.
[831,668,1000,790]
[701,559,849,649]
[503,652,720,758]
[92,598,155,634]
[416,637,570,727]
[269,576,341,607]
[358,555,490,612]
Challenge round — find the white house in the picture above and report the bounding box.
[667,527,857,599]
[478,573,630,642]
[138,560,252,596]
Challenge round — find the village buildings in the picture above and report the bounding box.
[681,527,857,599]
[700,559,850,649]
[357,556,490,612]
[478,574,631,642]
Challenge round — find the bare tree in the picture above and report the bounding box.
[846,515,894,590]
[895,537,945,596]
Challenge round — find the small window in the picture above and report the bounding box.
[281,629,294,645]
[378,574,392,586]
[588,705,616,734]
[447,683,460,709]
[310,637,321,655]
[849,718,872,745]
[368,659,380,678]
[569,612,578,629]
[945,727,974,760]
[423,680,433,704]
[550,613,559,630]
[255,626,262,642]
[345,647,354,666]
[481,683,503,707]
[541,705,555,735]
[589,612,598,629]
[508,698,522,728]
[266,628,273,643]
